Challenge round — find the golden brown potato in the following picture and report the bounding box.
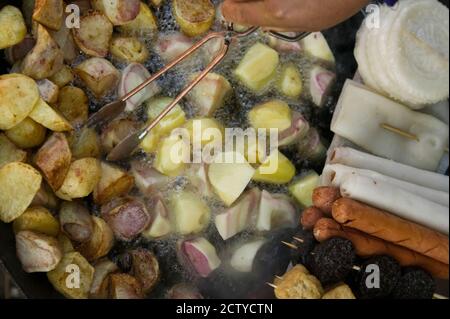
[35,133,72,191]
[110,37,149,63]
[55,158,101,200]
[0,162,42,223]
[32,0,63,30]
[13,206,60,237]
[0,133,27,169]
[72,11,113,57]
[49,65,74,88]
[0,73,40,130]
[47,252,94,299]
[22,24,64,79]
[16,230,62,273]
[75,58,120,98]
[57,86,89,127]
[173,0,215,37]
[118,2,158,36]
[89,259,119,299]
[69,127,102,159]
[36,79,59,104]
[77,216,114,262]
[29,98,73,132]
[0,5,27,49]
[109,274,144,299]
[92,0,141,26]
[93,162,135,205]
[5,117,47,149]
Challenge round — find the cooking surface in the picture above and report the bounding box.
[1,0,448,299]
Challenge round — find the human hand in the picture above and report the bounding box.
[222,0,370,32]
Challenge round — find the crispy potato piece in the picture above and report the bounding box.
[49,65,74,88]
[75,57,120,98]
[69,127,102,159]
[77,216,114,262]
[90,259,119,299]
[47,252,94,299]
[57,86,89,127]
[0,162,42,223]
[118,2,158,36]
[93,162,135,205]
[0,73,40,130]
[5,117,47,149]
[35,133,72,191]
[22,24,64,79]
[56,158,101,200]
[29,98,73,132]
[92,0,141,26]
[36,79,59,104]
[13,206,60,237]
[0,5,27,49]
[16,230,62,273]
[109,273,144,299]
[73,11,113,57]
[0,133,27,169]
[32,0,63,30]
[173,0,215,37]
[110,37,149,63]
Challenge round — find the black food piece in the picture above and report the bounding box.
[309,237,355,285]
[253,228,296,281]
[198,268,252,299]
[358,255,401,299]
[392,267,436,299]
[289,228,317,265]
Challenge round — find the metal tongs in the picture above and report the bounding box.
[87,24,310,161]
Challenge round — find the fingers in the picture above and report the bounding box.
[222,0,279,27]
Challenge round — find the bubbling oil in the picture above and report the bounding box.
[68,1,335,298]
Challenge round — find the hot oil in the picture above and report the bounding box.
[70,1,335,298]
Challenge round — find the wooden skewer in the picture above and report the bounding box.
[282,241,299,250]
[293,237,305,244]
[381,123,420,142]
[380,123,449,152]
[266,282,278,289]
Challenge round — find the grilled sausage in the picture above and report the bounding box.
[312,187,341,215]
[300,206,324,230]
[332,198,449,264]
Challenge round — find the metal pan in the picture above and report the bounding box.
[0,0,447,299]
